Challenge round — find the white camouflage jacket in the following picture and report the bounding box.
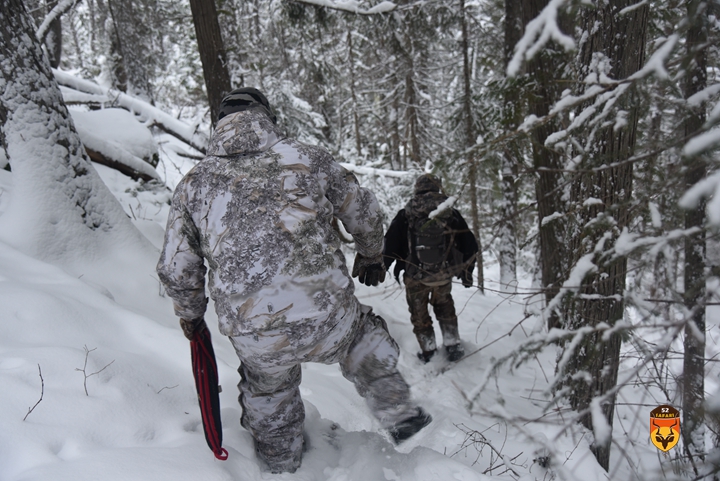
[157,109,384,343]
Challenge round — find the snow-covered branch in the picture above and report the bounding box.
[36,0,82,45]
[290,0,396,15]
[339,162,411,178]
[52,69,208,155]
[506,0,574,77]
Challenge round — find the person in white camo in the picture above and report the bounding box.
[157,88,431,473]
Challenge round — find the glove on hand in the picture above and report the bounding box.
[179,317,207,340]
[352,253,386,287]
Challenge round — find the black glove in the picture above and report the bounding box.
[461,270,473,288]
[352,253,386,287]
[179,317,207,340]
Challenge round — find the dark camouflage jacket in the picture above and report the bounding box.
[383,191,478,284]
[157,109,384,340]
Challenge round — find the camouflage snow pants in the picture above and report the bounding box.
[404,276,460,353]
[229,302,418,473]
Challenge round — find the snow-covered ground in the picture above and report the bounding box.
[0,134,705,481]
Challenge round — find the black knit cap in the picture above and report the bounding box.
[414,174,442,194]
[218,87,277,123]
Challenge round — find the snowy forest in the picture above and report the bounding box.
[2,0,720,480]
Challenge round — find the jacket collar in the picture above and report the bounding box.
[206,109,284,157]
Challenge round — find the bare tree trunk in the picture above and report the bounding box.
[561,0,648,470]
[460,0,483,291]
[44,0,62,68]
[391,93,401,170]
[682,0,708,472]
[498,0,521,290]
[188,0,232,127]
[347,29,362,156]
[521,0,568,330]
[106,0,127,92]
[405,73,420,165]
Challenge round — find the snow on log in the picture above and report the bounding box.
[339,162,411,178]
[59,85,110,105]
[53,69,208,154]
[70,109,161,182]
[291,0,396,15]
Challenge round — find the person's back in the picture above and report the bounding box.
[403,189,456,283]
[157,88,431,474]
[169,108,372,346]
[383,174,478,363]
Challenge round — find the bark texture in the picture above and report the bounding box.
[498,0,522,290]
[521,0,569,328]
[188,0,232,126]
[460,0,483,291]
[0,0,134,258]
[682,0,708,471]
[561,0,648,471]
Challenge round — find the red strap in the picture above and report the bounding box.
[191,330,227,461]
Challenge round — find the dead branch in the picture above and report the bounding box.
[84,145,157,182]
[75,345,115,396]
[23,364,44,421]
[157,384,179,394]
[453,423,522,478]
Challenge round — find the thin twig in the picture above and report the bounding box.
[23,364,44,421]
[75,345,115,396]
[157,384,179,394]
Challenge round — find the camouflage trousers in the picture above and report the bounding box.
[404,276,460,353]
[229,301,418,473]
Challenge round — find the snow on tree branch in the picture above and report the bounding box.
[628,34,678,81]
[290,0,396,15]
[429,196,456,219]
[683,127,720,159]
[339,162,411,178]
[687,83,720,108]
[680,168,720,227]
[36,0,82,45]
[53,69,208,154]
[506,0,574,77]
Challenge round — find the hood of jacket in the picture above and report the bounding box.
[206,109,285,157]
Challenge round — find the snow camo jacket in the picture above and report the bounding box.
[157,109,384,342]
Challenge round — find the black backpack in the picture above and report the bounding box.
[407,193,454,275]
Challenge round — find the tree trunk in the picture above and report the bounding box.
[521,0,569,329]
[405,73,420,165]
[561,0,648,470]
[45,2,62,68]
[347,29,362,156]
[188,0,232,127]
[0,0,139,259]
[682,0,708,472]
[106,0,127,92]
[391,93,401,170]
[460,0,483,291]
[498,0,521,290]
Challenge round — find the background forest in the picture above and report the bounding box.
[3,0,720,479]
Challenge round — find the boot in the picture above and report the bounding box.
[445,343,464,362]
[416,349,436,363]
[388,407,432,444]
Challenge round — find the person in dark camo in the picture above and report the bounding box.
[383,174,478,363]
[156,88,431,473]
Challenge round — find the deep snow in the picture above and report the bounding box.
[0,128,707,481]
